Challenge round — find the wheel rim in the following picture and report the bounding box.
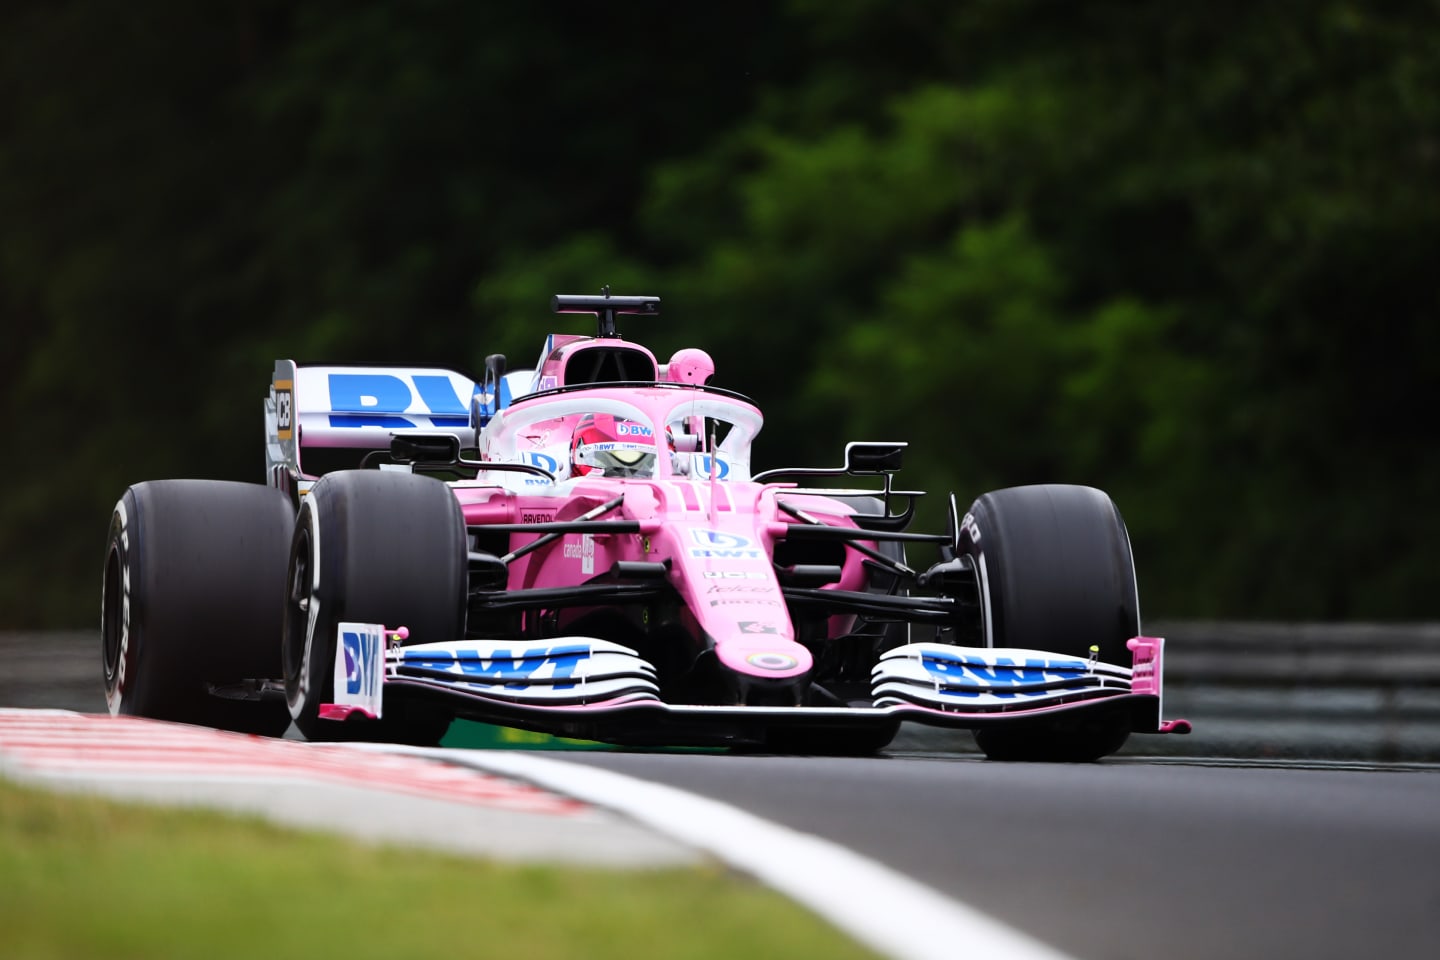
[101,544,125,686]
[282,525,313,693]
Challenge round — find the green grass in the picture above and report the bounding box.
[0,777,878,960]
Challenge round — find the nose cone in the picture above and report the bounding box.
[680,545,810,679]
[710,626,813,679]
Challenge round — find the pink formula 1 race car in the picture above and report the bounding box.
[101,292,1189,760]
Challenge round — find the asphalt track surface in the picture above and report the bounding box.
[4,633,1438,959]
[552,749,1440,960]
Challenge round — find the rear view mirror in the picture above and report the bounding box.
[845,442,906,475]
[390,434,461,465]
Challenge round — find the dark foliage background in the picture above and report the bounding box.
[2,1,1436,627]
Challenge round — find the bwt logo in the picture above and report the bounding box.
[921,656,1085,698]
[342,629,381,698]
[524,452,560,473]
[696,455,730,479]
[416,645,588,691]
[326,372,474,429]
[689,528,763,560]
[616,423,653,438]
[691,530,750,549]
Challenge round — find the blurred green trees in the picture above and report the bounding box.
[2,1,1436,626]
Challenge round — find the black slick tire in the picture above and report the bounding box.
[101,480,295,736]
[283,470,466,744]
[958,483,1140,762]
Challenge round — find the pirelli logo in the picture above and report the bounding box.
[274,379,294,440]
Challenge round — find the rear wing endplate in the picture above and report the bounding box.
[266,360,480,483]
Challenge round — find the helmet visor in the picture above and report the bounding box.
[575,442,657,478]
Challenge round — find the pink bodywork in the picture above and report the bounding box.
[1127,636,1192,734]
[456,383,875,686]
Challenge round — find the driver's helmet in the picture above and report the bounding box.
[570,413,659,478]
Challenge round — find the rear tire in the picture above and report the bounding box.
[958,484,1140,762]
[283,470,466,744]
[101,480,294,736]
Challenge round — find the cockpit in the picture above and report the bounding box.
[468,291,760,485]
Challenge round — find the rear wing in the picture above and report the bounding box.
[265,360,479,488]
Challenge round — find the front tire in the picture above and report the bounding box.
[283,470,466,744]
[958,483,1140,762]
[101,480,294,736]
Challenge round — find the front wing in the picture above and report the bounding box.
[323,628,1189,748]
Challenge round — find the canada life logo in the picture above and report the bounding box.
[689,529,763,560]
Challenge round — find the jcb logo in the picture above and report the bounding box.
[274,380,294,439]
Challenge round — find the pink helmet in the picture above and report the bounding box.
[570,414,659,478]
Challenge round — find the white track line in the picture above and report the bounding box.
[345,744,1076,960]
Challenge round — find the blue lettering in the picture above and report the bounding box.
[405,645,588,690]
[965,658,1027,686]
[539,647,585,689]
[691,530,750,549]
[698,456,730,479]
[343,631,360,693]
[329,373,412,413]
[921,653,1088,698]
[329,373,475,429]
[342,629,379,697]
[474,378,512,425]
[412,375,467,414]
